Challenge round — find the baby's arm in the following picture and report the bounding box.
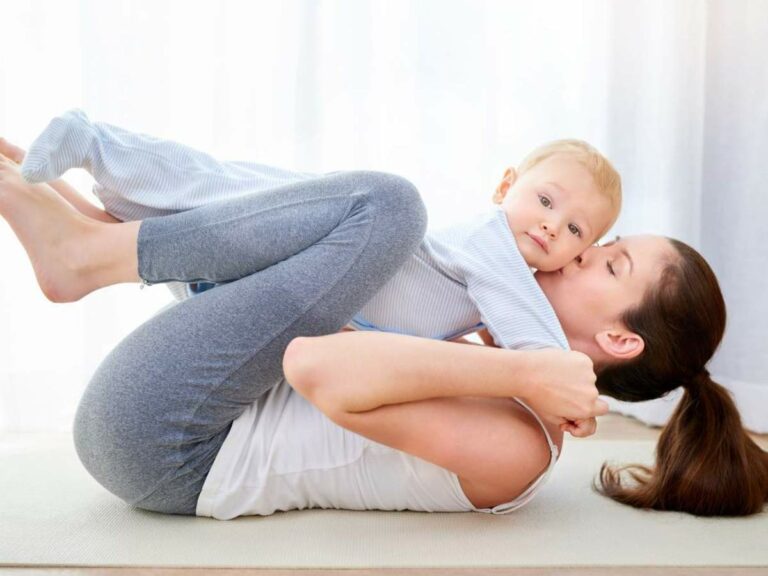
[449,328,498,347]
[477,328,499,347]
[457,209,569,351]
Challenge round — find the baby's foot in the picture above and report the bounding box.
[0,153,102,302]
[0,137,26,164]
[21,109,95,183]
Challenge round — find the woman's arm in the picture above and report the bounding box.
[283,332,608,507]
[283,331,607,424]
[283,331,603,504]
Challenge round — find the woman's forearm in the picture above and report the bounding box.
[283,331,538,413]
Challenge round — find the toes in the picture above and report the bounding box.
[0,138,24,163]
[0,152,21,173]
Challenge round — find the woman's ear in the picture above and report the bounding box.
[595,329,645,361]
[492,167,517,204]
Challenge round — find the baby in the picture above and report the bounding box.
[492,141,619,273]
[346,139,621,350]
[8,110,620,352]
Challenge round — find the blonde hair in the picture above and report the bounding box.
[518,139,622,237]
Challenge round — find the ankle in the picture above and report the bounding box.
[80,220,142,288]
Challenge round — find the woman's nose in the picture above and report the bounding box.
[576,244,599,266]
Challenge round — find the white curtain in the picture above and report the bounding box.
[1,0,765,433]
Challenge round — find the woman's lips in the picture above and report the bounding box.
[527,233,549,253]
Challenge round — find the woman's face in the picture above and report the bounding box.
[535,234,676,364]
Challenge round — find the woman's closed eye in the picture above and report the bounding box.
[607,260,616,276]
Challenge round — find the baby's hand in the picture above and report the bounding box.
[477,327,499,347]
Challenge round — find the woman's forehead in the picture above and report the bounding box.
[612,235,676,273]
[603,233,669,249]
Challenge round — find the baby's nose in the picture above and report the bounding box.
[541,222,558,238]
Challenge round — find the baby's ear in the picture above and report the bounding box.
[492,167,517,203]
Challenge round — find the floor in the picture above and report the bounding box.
[2,566,767,575]
[2,414,767,576]
[1,569,767,576]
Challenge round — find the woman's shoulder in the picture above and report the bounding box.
[458,398,563,509]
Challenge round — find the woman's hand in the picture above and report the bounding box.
[560,417,598,438]
[517,348,608,428]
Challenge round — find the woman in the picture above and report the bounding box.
[0,125,765,519]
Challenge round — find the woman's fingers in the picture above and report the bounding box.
[560,417,598,438]
[521,348,605,422]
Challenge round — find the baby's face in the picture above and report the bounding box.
[494,155,614,271]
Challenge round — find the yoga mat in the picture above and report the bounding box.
[1,432,765,568]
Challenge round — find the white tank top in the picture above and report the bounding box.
[196,378,559,519]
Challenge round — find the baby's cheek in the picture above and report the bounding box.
[538,251,574,272]
[520,246,552,271]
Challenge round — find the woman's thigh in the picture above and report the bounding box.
[72,171,427,515]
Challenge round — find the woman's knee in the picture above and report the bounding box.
[72,381,128,494]
[344,170,428,248]
[72,371,170,505]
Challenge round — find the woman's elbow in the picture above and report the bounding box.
[284,336,339,403]
[283,336,349,417]
[283,337,318,395]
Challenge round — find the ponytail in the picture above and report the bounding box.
[594,239,768,516]
[595,372,768,516]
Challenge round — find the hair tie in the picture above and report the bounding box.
[686,367,710,393]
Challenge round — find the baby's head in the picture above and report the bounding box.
[492,139,621,271]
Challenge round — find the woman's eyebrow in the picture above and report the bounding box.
[601,236,633,273]
[620,247,635,274]
[612,236,634,274]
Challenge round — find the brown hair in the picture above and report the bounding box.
[517,139,622,237]
[594,238,768,516]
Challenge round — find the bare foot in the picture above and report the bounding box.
[1,135,122,224]
[0,152,109,302]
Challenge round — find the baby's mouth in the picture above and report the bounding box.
[526,232,549,254]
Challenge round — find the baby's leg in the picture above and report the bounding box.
[69,171,427,514]
[21,109,318,223]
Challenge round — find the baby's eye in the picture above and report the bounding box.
[568,223,581,237]
[538,195,552,208]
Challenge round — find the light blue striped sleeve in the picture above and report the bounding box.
[450,207,570,351]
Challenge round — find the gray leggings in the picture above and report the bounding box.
[70,159,427,514]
